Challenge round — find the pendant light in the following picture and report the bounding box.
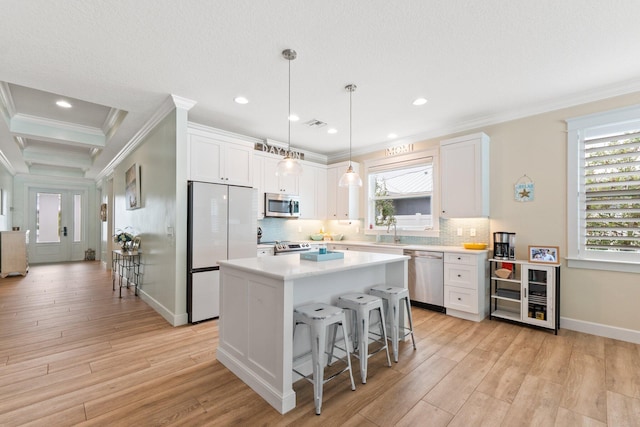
[338,84,363,187]
[275,48,303,177]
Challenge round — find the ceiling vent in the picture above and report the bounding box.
[304,119,327,128]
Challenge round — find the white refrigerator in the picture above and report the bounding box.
[187,181,257,323]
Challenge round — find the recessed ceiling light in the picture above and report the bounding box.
[56,100,72,108]
[388,133,397,139]
[234,96,249,104]
[328,128,337,134]
[412,97,427,106]
[288,114,299,122]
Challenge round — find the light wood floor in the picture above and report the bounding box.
[1,262,639,426]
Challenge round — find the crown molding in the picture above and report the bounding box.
[95,94,192,182]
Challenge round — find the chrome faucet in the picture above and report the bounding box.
[387,219,401,244]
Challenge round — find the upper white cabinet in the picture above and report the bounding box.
[327,162,360,220]
[298,161,327,219]
[260,154,299,195]
[187,126,254,186]
[440,132,490,218]
[253,153,327,219]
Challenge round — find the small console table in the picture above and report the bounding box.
[112,249,142,298]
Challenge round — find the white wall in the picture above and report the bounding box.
[0,162,13,231]
[353,91,640,340]
[112,111,183,323]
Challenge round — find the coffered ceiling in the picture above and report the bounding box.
[2,1,640,180]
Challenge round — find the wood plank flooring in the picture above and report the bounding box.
[1,261,639,426]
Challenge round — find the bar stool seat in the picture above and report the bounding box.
[337,293,391,384]
[369,285,416,362]
[293,303,356,415]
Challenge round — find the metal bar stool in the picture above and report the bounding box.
[293,303,356,415]
[337,293,391,384]
[369,285,416,362]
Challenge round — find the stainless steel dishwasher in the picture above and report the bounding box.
[403,250,445,312]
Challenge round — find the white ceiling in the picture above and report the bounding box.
[2,1,640,180]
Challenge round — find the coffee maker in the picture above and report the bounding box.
[493,232,516,260]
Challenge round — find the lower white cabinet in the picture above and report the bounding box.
[489,259,560,333]
[443,251,488,322]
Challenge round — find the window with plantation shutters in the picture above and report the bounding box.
[567,105,640,273]
[583,132,640,252]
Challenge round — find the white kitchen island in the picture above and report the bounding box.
[217,250,409,414]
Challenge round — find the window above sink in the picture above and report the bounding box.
[364,149,440,238]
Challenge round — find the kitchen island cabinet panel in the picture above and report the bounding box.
[217,251,408,414]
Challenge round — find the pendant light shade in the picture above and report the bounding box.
[276,49,303,177]
[339,84,363,187]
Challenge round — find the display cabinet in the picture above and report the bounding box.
[489,259,560,334]
[0,230,30,278]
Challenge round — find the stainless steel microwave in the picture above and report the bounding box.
[264,193,300,218]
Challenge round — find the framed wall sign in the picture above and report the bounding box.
[515,174,534,202]
[125,163,141,210]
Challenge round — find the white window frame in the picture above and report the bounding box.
[364,148,440,238]
[566,104,640,273]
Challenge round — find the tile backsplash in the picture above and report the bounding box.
[258,217,490,246]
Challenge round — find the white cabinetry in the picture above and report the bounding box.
[187,126,254,186]
[327,162,360,220]
[253,155,327,220]
[443,251,488,322]
[0,230,30,278]
[440,132,490,218]
[298,161,327,219]
[260,154,299,194]
[489,259,560,333]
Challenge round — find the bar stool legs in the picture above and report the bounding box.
[369,285,416,362]
[338,293,392,384]
[293,303,356,415]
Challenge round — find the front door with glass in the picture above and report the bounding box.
[28,188,86,263]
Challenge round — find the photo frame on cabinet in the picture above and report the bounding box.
[528,245,560,264]
[125,163,141,210]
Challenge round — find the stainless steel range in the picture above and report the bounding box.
[273,241,316,255]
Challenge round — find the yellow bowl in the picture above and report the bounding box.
[463,243,488,250]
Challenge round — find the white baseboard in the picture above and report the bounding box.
[138,289,188,326]
[561,316,640,344]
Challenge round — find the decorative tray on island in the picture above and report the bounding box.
[300,251,345,262]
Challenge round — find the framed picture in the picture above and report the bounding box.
[100,203,107,221]
[125,163,141,210]
[528,246,560,264]
[132,236,141,251]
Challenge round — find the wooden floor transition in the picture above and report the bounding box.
[1,261,639,426]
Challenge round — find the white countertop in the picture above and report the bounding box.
[219,250,409,281]
[257,239,489,254]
